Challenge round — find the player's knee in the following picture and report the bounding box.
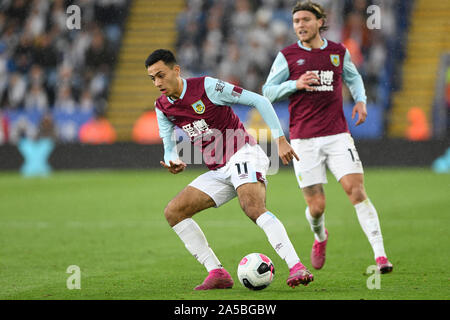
[306,196,326,217]
[164,201,184,226]
[163,204,174,225]
[240,201,266,222]
[309,201,325,217]
[346,184,366,204]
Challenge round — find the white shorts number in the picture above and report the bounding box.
[291,133,364,188]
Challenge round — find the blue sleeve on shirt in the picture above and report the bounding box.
[262,52,297,103]
[204,76,284,139]
[263,49,366,104]
[342,49,367,104]
[155,107,178,163]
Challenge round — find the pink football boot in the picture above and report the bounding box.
[287,262,314,288]
[194,268,234,290]
[311,229,328,270]
[376,256,393,274]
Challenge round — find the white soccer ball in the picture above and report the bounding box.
[237,253,275,290]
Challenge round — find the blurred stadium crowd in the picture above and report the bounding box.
[0,0,128,144]
[173,0,411,140]
[175,0,399,105]
[0,0,447,146]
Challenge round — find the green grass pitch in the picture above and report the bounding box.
[0,168,449,300]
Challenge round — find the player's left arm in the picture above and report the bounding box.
[342,49,368,126]
[204,77,299,165]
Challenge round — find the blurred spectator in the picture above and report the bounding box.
[79,89,95,113]
[231,0,254,34]
[7,73,26,109]
[85,29,113,71]
[0,41,8,102]
[6,0,30,26]
[0,12,6,35]
[24,83,48,112]
[218,40,248,86]
[406,107,430,141]
[0,111,8,144]
[132,110,161,144]
[55,85,76,113]
[33,34,58,69]
[24,5,46,38]
[28,64,45,87]
[79,110,116,144]
[49,0,67,32]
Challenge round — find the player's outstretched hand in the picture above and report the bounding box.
[352,101,367,126]
[296,71,320,91]
[160,160,187,174]
[276,136,300,165]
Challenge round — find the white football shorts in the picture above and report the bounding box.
[291,132,364,188]
[189,143,270,207]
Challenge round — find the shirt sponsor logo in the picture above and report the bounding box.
[306,70,334,92]
[191,100,205,114]
[182,119,212,140]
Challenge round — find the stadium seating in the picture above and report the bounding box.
[388,0,450,138]
[107,0,184,141]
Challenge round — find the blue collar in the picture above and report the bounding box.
[297,38,328,51]
[167,78,187,104]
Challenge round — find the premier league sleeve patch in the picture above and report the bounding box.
[330,54,340,67]
[191,100,206,114]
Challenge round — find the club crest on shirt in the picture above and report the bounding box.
[191,100,205,114]
[330,54,340,67]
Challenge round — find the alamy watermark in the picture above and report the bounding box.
[66,265,81,289]
[366,265,381,290]
[173,128,282,174]
[66,5,81,30]
[367,5,381,30]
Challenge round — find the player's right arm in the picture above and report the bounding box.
[155,108,186,174]
[262,52,319,102]
[262,52,297,103]
[204,77,298,165]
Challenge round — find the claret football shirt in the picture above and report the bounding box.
[156,76,284,170]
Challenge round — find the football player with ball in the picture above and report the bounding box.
[146,49,313,290]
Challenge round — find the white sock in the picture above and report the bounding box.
[172,218,223,272]
[305,207,327,242]
[354,199,387,259]
[256,212,301,269]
